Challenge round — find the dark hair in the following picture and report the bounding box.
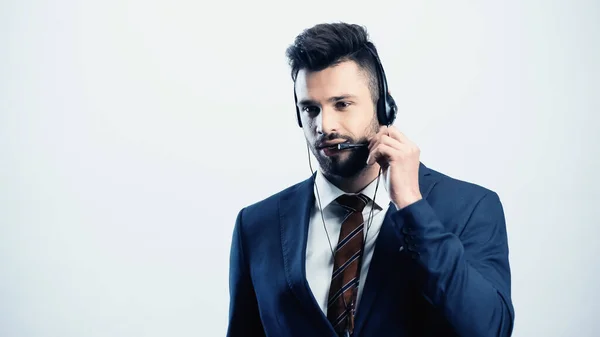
[285,22,380,103]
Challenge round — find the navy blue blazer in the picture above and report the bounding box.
[227,163,515,336]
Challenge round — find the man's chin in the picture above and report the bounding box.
[317,157,368,179]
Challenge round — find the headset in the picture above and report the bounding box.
[294,43,398,129]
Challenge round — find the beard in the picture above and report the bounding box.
[311,117,380,179]
[317,143,370,178]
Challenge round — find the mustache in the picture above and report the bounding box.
[315,133,352,146]
[314,133,369,149]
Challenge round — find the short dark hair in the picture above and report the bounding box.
[285,22,380,104]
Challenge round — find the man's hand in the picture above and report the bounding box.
[366,125,422,209]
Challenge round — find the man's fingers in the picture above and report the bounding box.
[386,126,411,144]
[385,126,420,156]
[379,134,405,150]
[369,133,405,153]
[367,143,400,165]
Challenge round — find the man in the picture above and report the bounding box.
[227,22,514,337]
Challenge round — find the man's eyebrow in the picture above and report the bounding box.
[297,98,318,107]
[297,94,358,106]
[328,94,357,102]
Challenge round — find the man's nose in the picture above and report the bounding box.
[316,107,338,135]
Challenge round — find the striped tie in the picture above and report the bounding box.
[327,193,369,336]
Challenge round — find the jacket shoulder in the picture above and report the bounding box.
[422,165,504,228]
[425,165,498,201]
[235,176,313,232]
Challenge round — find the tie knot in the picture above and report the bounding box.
[335,194,369,213]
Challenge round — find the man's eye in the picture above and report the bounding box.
[302,106,320,115]
[335,102,350,109]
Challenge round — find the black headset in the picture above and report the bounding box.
[294,43,398,128]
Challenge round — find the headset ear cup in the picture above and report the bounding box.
[386,93,398,125]
[377,97,387,125]
[387,93,396,107]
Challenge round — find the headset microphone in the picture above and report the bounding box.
[336,143,368,150]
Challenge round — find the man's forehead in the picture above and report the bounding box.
[295,61,370,99]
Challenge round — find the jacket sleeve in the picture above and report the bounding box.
[393,192,515,337]
[226,208,266,337]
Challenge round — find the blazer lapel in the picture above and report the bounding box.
[353,162,437,336]
[279,174,336,334]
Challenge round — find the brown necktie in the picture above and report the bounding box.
[327,193,369,336]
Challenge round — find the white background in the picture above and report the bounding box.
[1,0,599,336]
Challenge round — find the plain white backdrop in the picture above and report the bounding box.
[1,0,599,336]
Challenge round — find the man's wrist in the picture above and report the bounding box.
[392,192,423,210]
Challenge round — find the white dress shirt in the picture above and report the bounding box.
[305,170,391,315]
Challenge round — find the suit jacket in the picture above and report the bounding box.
[227,163,515,336]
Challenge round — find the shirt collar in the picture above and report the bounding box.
[313,170,391,211]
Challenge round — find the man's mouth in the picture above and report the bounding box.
[317,142,369,151]
[316,141,348,150]
[317,142,354,157]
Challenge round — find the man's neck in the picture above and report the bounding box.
[322,165,381,194]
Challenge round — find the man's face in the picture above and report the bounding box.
[295,60,379,179]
